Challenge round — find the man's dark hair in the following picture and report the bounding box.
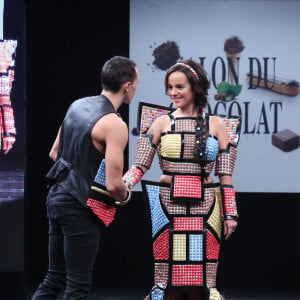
[101,56,137,93]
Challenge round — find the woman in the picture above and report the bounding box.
[123,59,239,300]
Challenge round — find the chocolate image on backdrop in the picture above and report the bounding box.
[224,36,244,85]
[272,129,300,152]
[214,36,245,102]
[150,40,182,71]
[0,0,24,272]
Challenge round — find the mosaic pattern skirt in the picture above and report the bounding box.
[141,180,223,299]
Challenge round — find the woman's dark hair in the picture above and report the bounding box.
[165,59,210,166]
[101,56,137,93]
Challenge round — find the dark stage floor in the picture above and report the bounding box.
[26,288,300,300]
[89,291,300,300]
[0,167,24,203]
[0,164,24,272]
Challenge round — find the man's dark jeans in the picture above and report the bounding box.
[32,193,102,300]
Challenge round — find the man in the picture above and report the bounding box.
[32,56,139,299]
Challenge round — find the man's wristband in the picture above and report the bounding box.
[115,189,132,206]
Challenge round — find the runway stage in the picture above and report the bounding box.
[26,288,300,300]
[0,168,24,203]
[0,166,24,272]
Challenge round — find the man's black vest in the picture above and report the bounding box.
[46,95,116,206]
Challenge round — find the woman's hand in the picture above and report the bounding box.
[124,180,132,190]
[223,219,237,240]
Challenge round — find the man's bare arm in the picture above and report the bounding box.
[93,114,128,201]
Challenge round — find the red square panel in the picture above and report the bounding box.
[173,175,202,199]
[172,264,203,286]
[173,217,203,231]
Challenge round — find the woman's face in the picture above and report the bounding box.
[167,71,195,109]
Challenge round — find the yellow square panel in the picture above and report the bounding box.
[161,134,181,159]
[173,234,186,261]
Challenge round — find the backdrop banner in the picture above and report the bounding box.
[129,0,300,193]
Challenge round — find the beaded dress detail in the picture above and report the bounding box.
[143,117,223,298]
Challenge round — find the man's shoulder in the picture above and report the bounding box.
[92,113,127,144]
[67,95,98,110]
[68,95,114,119]
[101,113,127,128]
[95,113,127,131]
[72,95,102,105]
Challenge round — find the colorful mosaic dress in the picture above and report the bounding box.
[123,103,240,299]
[143,116,223,298]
